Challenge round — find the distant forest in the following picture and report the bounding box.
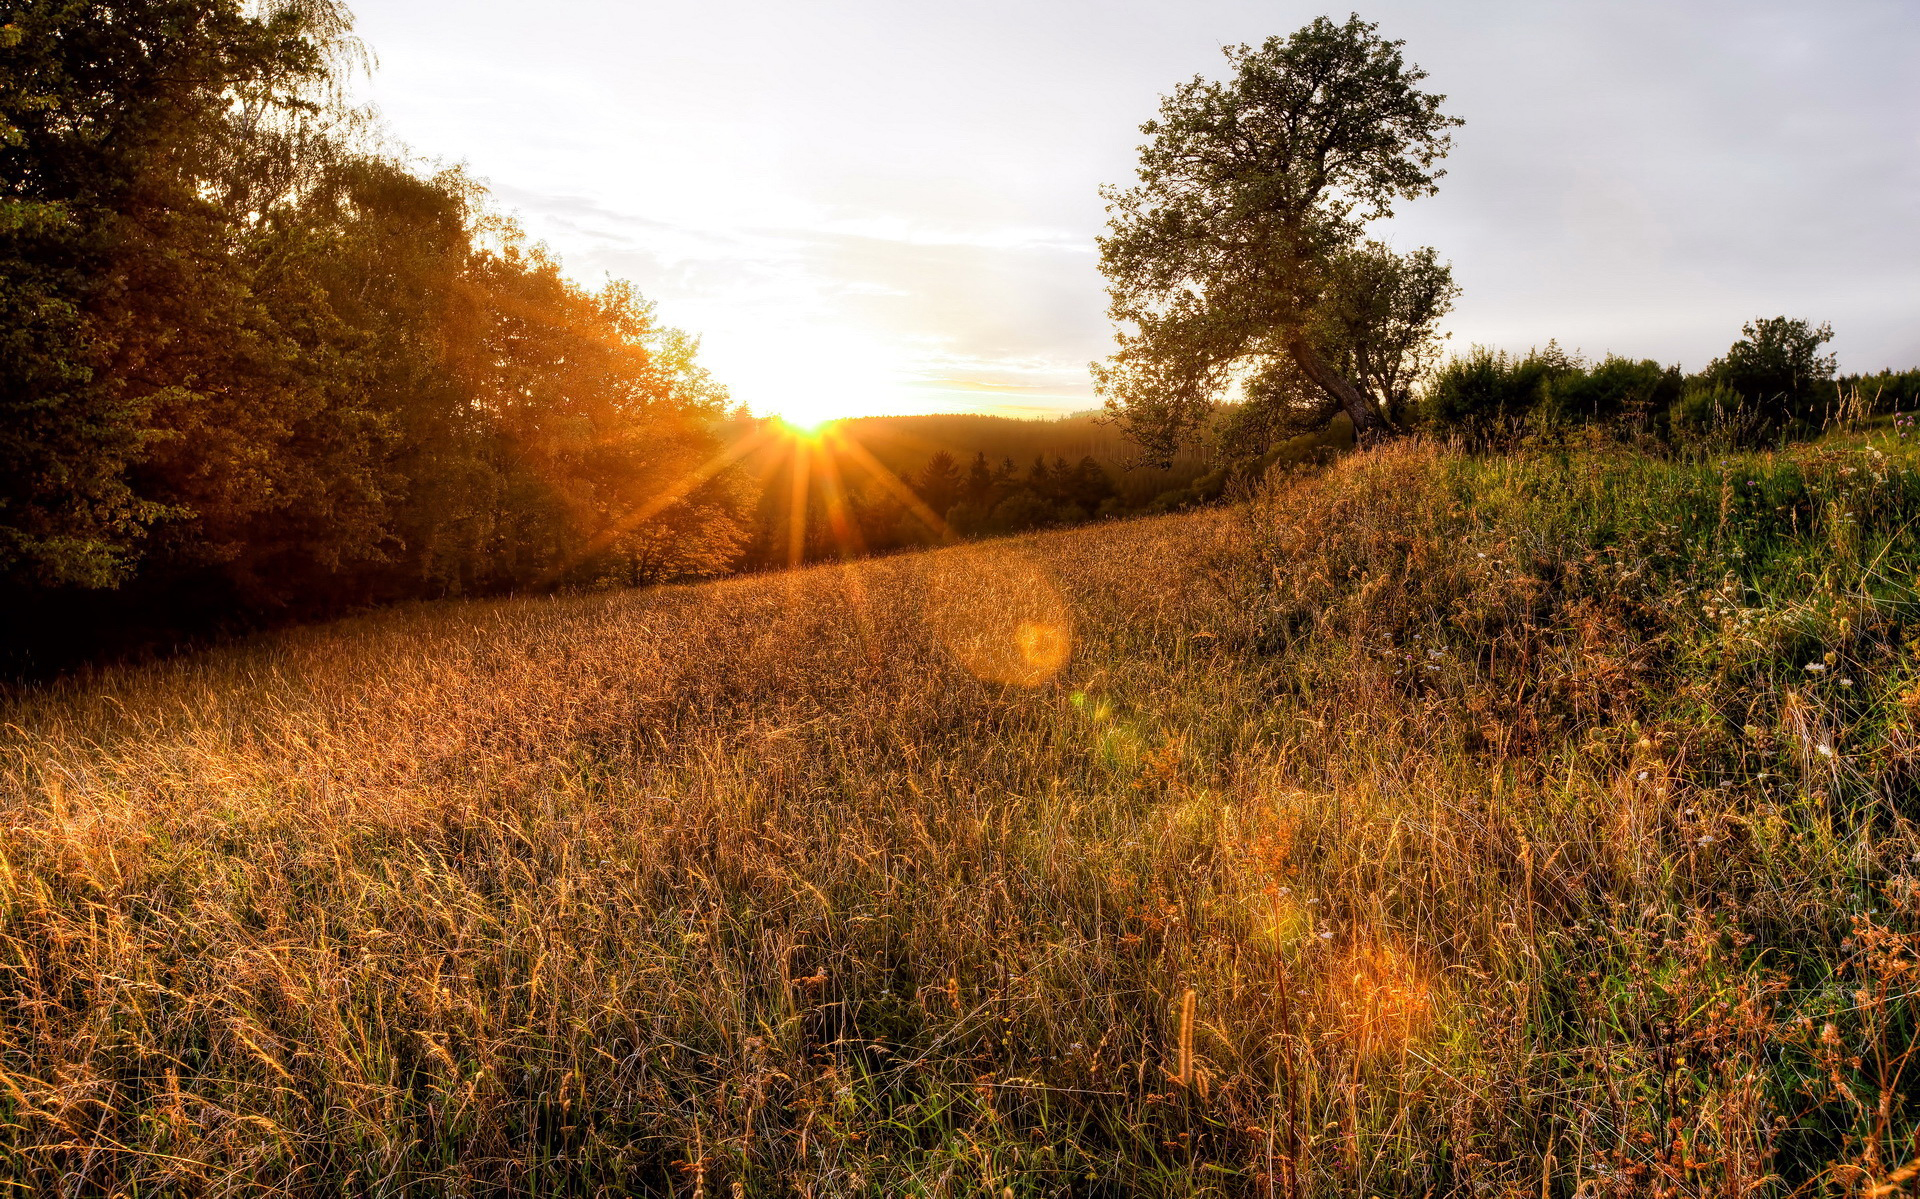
[720,412,1227,570]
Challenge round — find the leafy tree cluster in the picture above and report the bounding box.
[1,0,747,663]
[1417,343,1685,438]
[1417,317,1912,449]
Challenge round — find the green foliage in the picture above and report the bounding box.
[1414,318,1889,454]
[1540,353,1682,426]
[1703,315,1836,425]
[0,0,333,586]
[1841,366,1920,412]
[1097,14,1461,460]
[0,0,747,663]
[1411,341,1579,433]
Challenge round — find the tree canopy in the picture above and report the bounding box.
[1705,316,1837,417]
[1096,14,1461,462]
[0,0,750,662]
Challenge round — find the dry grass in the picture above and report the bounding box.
[1,438,1917,1196]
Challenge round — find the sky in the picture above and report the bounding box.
[343,0,1920,425]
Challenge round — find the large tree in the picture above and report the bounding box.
[0,0,344,586]
[1705,316,1836,417]
[1095,15,1461,462]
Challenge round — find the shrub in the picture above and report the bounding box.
[1411,342,1578,436]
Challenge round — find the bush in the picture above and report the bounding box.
[1540,354,1682,429]
[987,490,1056,533]
[1411,343,1578,435]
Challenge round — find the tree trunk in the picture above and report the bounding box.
[1288,339,1390,438]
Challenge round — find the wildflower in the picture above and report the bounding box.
[1805,663,1827,673]
[1816,744,1834,758]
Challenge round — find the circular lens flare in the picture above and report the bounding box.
[922,546,1073,687]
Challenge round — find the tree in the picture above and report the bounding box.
[915,451,962,521]
[1705,316,1836,421]
[0,0,753,663]
[963,451,994,507]
[1095,15,1461,462]
[1065,456,1115,513]
[1025,456,1051,496]
[1316,241,1459,427]
[0,0,344,586]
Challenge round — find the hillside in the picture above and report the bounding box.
[1,437,1917,1194]
[723,410,1215,506]
[826,412,1198,475]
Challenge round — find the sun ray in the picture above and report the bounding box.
[822,426,956,544]
[811,444,867,562]
[786,438,813,570]
[539,423,778,587]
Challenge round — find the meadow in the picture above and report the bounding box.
[1,434,1917,1196]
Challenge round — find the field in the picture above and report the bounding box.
[2,439,1918,1195]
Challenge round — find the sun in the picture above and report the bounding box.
[773,406,837,436]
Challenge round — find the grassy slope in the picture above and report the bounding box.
[2,439,1918,1195]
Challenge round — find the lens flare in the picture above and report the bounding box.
[1329,941,1438,1059]
[922,546,1073,686]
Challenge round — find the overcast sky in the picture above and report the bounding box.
[344,0,1920,423]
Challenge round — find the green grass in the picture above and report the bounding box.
[1,435,1916,1195]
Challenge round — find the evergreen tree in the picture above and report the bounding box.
[915,450,963,520]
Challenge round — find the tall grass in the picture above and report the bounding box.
[1,435,1916,1195]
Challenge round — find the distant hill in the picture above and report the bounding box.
[721,410,1213,507]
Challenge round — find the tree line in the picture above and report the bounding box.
[0,0,751,668]
[1414,318,1920,449]
[739,441,1191,570]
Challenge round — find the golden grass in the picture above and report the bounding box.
[1,440,1917,1195]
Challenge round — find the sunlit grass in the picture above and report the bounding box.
[0,435,1916,1194]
